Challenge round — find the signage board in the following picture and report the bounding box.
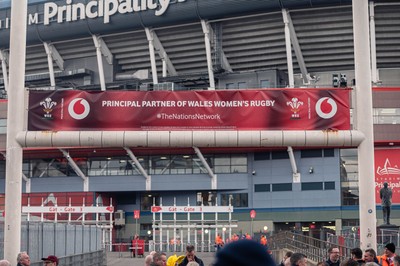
[151,206,233,213]
[28,89,351,131]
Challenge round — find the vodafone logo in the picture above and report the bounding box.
[68,98,90,120]
[315,97,337,119]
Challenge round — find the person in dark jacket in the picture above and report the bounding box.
[178,245,204,266]
[213,239,275,266]
[364,248,380,264]
[326,247,340,266]
[351,247,365,265]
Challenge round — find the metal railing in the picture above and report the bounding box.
[30,250,106,266]
[270,228,400,264]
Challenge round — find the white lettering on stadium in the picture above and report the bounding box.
[44,0,180,25]
[0,0,186,29]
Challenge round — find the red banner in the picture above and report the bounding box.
[28,89,350,131]
[375,149,400,204]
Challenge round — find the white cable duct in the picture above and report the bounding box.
[201,20,215,89]
[282,9,294,88]
[59,148,89,191]
[43,42,56,88]
[145,28,159,85]
[124,147,151,191]
[369,1,379,84]
[92,35,107,91]
[22,173,31,193]
[16,130,365,148]
[193,146,217,190]
[287,146,298,174]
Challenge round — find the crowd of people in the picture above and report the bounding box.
[0,251,59,266]
[4,236,398,266]
[280,242,399,266]
[143,238,400,266]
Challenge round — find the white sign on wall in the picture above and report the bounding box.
[151,205,233,213]
[22,205,114,213]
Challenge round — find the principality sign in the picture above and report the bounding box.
[28,89,350,131]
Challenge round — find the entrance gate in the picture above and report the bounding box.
[150,198,236,252]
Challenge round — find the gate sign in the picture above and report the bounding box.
[134,210,140,219]
[151,206,233,213]
[22,205,114,213]
[28,89,350,131]
[250,209,256,219]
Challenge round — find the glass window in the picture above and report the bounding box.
[325,181,335,190]
[25,153,247,177]
[254,152,270,161]
[0,119,6,134]
[231,155,247,165]
[170,155,193,174]
[197,191,217,206]
[260,80,270,88]
[324,149,335,157]
[115,192,136,205]
[373,108,400,124]
[213,154,247,174]
[340,149,359,206]
[0,161,5,179]
[226,83,236,89]
[238,82,247,89]
[272,183,292,192]
[301,182,323,191]
[255,184,270,192]
[271,151,289,159]
[301,149,323,158]
[151,155,171,175]
[30,158,76,177]
[221,193,248,207]
[141,193,160,211]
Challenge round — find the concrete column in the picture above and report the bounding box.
[352,0,377,251]
[4,0,27,262]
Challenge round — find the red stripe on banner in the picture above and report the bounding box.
[28,89,350,131]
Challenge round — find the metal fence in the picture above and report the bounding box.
[270,229,400,263]
[0,221,105,265]
[270,231,356,263]
[30,250,106,266]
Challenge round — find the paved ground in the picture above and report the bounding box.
[107,251,217,266]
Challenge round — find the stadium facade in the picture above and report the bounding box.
[0,0,400,244]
